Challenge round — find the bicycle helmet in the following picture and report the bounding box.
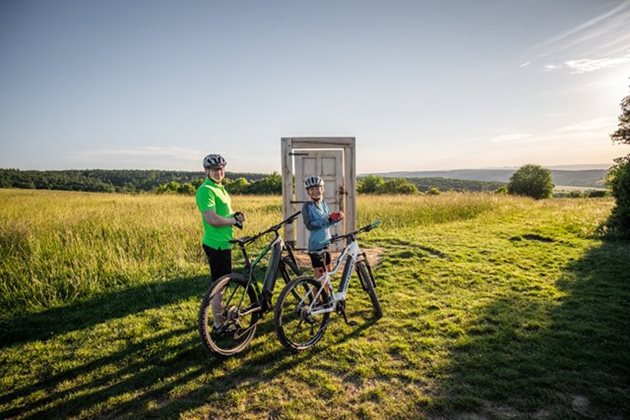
[304,176,324,189]
[203,154,226,169]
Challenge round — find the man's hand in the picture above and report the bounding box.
[233,211,245,229]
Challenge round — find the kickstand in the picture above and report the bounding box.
[337,300,357,326]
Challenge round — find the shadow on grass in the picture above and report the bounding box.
[428,240,630,418]
[0,272,381,418]
[0,275,211,346]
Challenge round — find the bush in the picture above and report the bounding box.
[495,185,508,195]
[507,164,554,199]
[376,178,418,194]
[358,175,385,193]
[606,155,630,236]
[225,177,250,194]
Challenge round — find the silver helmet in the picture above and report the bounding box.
[304,176,324,189]
[202,154,226,169]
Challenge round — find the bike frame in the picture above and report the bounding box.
[228,213,302,317]
[307,238,362,316]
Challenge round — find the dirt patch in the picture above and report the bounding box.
[292,247,384,270]
[510,234,555,243]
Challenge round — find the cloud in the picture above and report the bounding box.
[533,2,630,53]
[554,117,617,133]
[519,62,531,68]
[529,2,630,73]
[544,64,562,72]
[491,133,533,143]
[565,54,630,73]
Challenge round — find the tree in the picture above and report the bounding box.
[247,172,282,194]
[610,94,630,145]
[177,182,195,195]
[376,178,418,194]
[507,164,554,199]
[607,91,630,236]
[358,175,385,193]
[225,177,249,194]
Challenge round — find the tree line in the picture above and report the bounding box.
[0,169,278,194]
[358,175,505,194]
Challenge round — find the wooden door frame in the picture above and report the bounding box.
[295,150,344,250]
[281,137,356,248]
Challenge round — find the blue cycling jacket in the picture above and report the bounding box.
[302,200,341,252]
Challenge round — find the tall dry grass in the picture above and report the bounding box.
[1,189,605,317]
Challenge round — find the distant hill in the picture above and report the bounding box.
[370,169,607,189]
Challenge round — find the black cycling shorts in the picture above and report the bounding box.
[308,250,331,269]
[203,244,232,282]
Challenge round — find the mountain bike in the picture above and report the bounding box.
[198,211,303,357]
[274,221,382,352]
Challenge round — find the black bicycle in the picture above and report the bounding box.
[198,211,303,357]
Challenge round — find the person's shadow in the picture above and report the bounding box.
[428,240,630,418]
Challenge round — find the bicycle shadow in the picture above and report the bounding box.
[0,273,382,418]
[127,315,382,418]
[427,240,630,418]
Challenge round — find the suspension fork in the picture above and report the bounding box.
[358,251,376,287]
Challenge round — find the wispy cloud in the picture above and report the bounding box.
[565,54,630,73]
[554,117,617,133]
[519,62,531,68]
[544,64,562,72]
[533,2,630,54]
[491,133,532,143]
[528,2,630,73]
[489,117,616,145]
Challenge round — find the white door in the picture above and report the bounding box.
[295,150,345,251]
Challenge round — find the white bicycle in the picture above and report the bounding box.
[273,221,382,352]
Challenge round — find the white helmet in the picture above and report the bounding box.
[304,176,324,189]
[203,154,226,169]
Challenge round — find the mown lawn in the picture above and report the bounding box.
[0,189,628,419]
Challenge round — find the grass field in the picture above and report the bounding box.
[1,189,629,419]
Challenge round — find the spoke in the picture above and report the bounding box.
[223,283,240,307]
[234,324,255,340]
[289,319,305,340]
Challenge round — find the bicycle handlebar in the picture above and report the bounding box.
[230,211,301,246]
[321,220,381,246]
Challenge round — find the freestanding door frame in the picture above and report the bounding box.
[281,137,356,249]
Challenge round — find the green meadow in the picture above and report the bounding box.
[1,188,628,418]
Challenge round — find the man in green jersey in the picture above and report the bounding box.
[196,153,245,280]
[196,154,245,328]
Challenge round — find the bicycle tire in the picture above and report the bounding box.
[274,275,331,352]
[198,273,259,357]
[356,261,383,319]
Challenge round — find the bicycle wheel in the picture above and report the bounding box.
[198,273,259,357]
[274,275,331,352]
[356,261,383,319]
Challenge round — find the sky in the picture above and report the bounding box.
[1,0,630,173]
